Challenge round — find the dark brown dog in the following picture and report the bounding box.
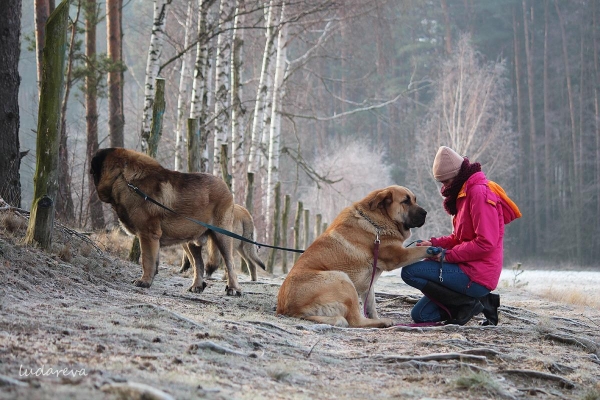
[90,148,241,295]
[277,185,433,327]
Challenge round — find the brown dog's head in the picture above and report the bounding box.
[90,148,117,187]
[367,185,427,232]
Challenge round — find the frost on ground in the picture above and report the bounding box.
[0,210,599,400]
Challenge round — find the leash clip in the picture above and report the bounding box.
[374,229,380,244]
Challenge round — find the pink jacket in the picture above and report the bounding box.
[430,172,504,290]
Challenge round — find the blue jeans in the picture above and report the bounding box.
[401,260,490,322]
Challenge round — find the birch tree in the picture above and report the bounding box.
[230,0,245,202]
[265,2,288,231]
[174,0,194,171]
[141,0,172,152]
[247,0,276,177]
[212,0,234,178]
[189,0,212,172]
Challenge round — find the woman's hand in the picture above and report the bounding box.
[416,240,432,247]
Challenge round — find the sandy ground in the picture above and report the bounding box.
[0,219,599,399]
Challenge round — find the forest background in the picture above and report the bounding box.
[5,0,600,269]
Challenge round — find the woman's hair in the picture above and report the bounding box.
[440,158,481,215]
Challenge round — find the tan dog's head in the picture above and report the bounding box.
[367,185,427,233]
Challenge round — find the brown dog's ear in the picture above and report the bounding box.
[368,189,393,211]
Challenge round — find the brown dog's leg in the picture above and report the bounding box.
[178,249,191,273]
[134,233,160,288]
[185,243,207,293]
[211,232,242,296]
[204,236,222,279]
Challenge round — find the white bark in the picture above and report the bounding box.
[141,0,171,152]
[266,2,288,232]
[189,0,210,172]
[212,0,234,178]
[174,0,194,171]
[231,0,245,201]
[247,0,276,175]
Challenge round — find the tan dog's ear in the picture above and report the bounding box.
[368,189,393,211]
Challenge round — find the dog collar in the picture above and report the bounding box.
[357,208,382,239]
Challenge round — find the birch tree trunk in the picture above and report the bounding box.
[107,0,125,147]
[247,0,275,176]
[230,0,245,203]
[266,3,287,232]
[189,0,210,172]
[212,0,234,178]
[141,0,171,152]
[174,0,194,171]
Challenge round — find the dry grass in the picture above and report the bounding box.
[538,287,600,308]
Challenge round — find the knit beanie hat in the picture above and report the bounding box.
[432,146,464,182]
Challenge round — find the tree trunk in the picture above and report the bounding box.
[230,0,245,203]
[85,0,105,230]
[56,3,80,224]
[266,2,287,232]
[522,0,538,252]
[555,0,581,261]
[292,201,303,265]
[187,118,200,172]
[281,193,290,273]
[25,0,68,248]
[34,0,51,94]
[267,181,281,273]
[141,0,171,152]
[247,0,275,176]
[441,0,452,54]
[107,0,125,148]
[593,0,600,249]
[0,0,22,207]
[543,0,551,241]
[189,0,210,171]
[212,0,233,178]
[174,0,194,171]
[512,5,526,252]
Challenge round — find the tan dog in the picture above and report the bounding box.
[179,204,266,280]
[276,185,434,328]
[90,148,242,295]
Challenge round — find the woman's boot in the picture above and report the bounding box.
[422,281,484,325]
[479,293,500,326]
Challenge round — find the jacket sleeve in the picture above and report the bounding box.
[443,189,500,263]
[430,233,459,249]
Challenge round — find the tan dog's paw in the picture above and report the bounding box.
[379,318,395,328]
[132,279,151,288]
[188,281,208,293]
[225,286,243,296]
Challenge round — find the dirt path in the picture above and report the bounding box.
[0,226,599,399]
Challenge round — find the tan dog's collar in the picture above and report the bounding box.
[357,208,382,236]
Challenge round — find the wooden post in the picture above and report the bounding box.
[281,194,290,273]
[147,78,165,158]
[315,213,322,239]
[267,182,281,273]
[129,77,166,262]
[245,172,254,214]
[25,0,69,249]
[187,118,200,172]
[303,209,310,249]
[293,201,303,264]
[322,222,328,234]
[220,144,231,190]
